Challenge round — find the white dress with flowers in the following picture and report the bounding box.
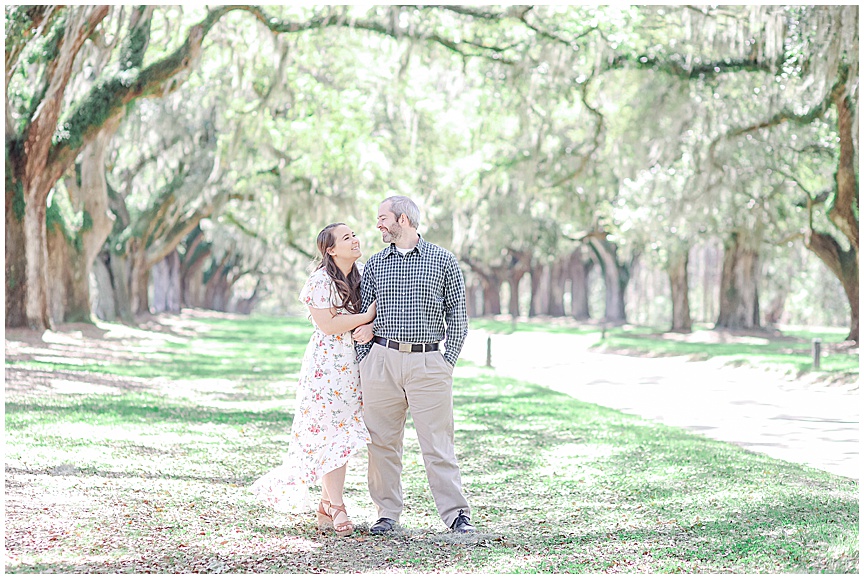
[250,268,371,512]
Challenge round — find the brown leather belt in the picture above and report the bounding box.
[373,336,439,353]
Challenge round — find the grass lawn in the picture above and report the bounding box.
[471,317,859,377]
[4,313,859,573]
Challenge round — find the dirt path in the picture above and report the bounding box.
[459,330,860,480]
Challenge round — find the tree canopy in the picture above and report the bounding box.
[4,5,859,341]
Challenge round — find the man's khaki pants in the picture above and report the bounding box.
[359,343,470,528]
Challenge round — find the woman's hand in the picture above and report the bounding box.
[365,300,377,324]
[353,323,374,344]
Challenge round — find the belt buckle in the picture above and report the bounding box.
[398,342,412,353]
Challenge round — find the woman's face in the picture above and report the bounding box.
[327,224,361,262]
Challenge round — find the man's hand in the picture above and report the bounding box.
[353,322,374,344]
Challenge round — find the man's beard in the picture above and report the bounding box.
[381,222,402,243]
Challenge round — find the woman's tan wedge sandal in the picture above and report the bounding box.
[316,500,333,530]
[325,503,354,537]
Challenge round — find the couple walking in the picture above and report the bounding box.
[250,196,475,537]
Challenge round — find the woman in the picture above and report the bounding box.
[250,223,374,537]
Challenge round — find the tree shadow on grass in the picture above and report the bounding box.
[4,395,293,428]
[6,357,302,382]
[4,465,251,487]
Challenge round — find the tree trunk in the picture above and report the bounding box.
[587,236,629,323]
[128,241,151,316]
[5,6,111,329]
[763,293,786,326]
[233,279,266,315]
[805,230,858,343]
[21,183,52,328]
[547,259,567,317]
[5,180,27,327]
[45,224,71,324]
[54,127,121,323]
[666,247,692,333]
[107,252,135,323]
[506,270,525,318]
[568,246,591,320]
[529,263,550,316]
[480,274,502,316]
[152,251,182,313]
[56,242,92,323]
[182,252,211,309]
[91,254,117,321]
[465,282,481,317]
[799,77,859,343]
[716,231,761,330]
[204,271,231,312]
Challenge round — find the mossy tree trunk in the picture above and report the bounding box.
[151,252,182,314]
[587,234,630,324]
[803,76,859,343]
[529,263,550,316]
[202,252,241,312]
[715,230,762,330]
[5,169,27,327]
[464,258,505,316]
[568,245,592,321]
[180,228,212,309]
[5,6,111,329]
[504,250,532,319]
[233,279,267,315]
[479,272,503,316]
[546,259,567,317]
[56,123,122,322]
[4,4,213,328]
[666,246,692,333]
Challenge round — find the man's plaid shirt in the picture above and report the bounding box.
[356,236,468,366]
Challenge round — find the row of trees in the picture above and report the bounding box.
[5,5,859,341]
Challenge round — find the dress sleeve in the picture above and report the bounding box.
[299,271,334,309]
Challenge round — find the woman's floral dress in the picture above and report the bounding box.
[250,268,371,512]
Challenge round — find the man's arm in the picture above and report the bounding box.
[355,258,376,362]
[442,254,468,366]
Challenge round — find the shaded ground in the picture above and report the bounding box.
[4,312,859,573]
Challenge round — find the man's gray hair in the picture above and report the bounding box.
[384,195,421,229]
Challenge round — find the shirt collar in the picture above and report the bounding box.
[385,234,425,257]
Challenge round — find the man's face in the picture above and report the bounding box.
[377,202,403,244]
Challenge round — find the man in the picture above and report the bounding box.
[353,195,475,534]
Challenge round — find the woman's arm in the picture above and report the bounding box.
[309,301,376,336]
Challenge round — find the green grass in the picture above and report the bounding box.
[4,314,859,573]
[599,328,858,373]
[473,318,858,376]
[469,317,601,335]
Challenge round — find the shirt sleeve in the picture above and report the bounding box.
[355,258,376,363]
[299,271,333,310]
[442,254,468,366]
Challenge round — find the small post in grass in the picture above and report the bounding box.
[485,335,492,367]
[812,338,822,370]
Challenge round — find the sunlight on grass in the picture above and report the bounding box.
[4,314,858,573]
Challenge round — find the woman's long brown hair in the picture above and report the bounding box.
[315,223,361,314]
